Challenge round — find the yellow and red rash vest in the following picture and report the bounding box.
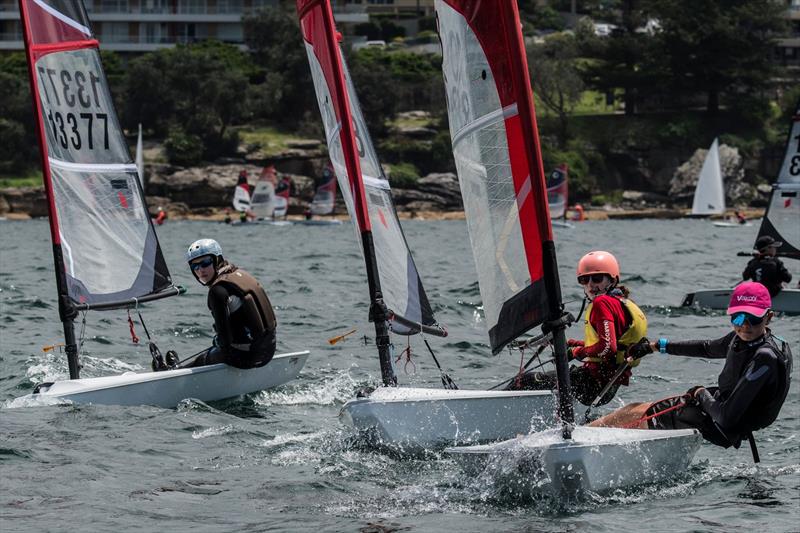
[582,296,648,367]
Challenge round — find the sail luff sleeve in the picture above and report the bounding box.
[18,0,174,308]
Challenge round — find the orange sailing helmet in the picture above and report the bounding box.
[576,251,620,281]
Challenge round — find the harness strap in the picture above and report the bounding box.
[623,399,686,429]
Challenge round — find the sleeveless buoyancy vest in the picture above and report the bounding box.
[583,296,648,367]
[211,264,277,338]
[721,332,792,433]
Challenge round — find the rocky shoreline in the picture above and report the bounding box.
[0,138,771,222]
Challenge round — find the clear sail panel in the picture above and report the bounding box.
[302,38,437,332]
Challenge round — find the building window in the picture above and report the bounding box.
[178,0,207,14]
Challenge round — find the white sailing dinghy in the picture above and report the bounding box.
[683,103,800,314]
[436,0,700,495]
[297,0,557,452]
[296,162,343,226]
[691,138,725,217]
[547,164,573,229]
[14,0,308,408]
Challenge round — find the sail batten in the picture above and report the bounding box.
[20,0,174,309]
[299,0,442,335]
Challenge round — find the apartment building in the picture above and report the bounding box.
[0,0,368,52]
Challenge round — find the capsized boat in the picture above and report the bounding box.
[435,0,701,492]
[682,101,800,314]
[15,0,308,407]
[297,0,558,452]
[691,138,725,216]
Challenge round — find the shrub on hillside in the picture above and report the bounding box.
[388,162,420,187]
[165,128,203,167]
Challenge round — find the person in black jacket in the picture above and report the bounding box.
[743,235,792,297]
[590,282,792,449]
[182,239,277,369]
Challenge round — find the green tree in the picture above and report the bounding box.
[651,0,786,115]
[577,1,661,115]
[0,53,37,172]
[528,33,584,147]
[122,42,249,162]
[243,7,314,125]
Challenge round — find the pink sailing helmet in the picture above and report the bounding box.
[727,282,771,317]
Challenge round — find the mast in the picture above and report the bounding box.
[18,0,81,378]
[297,0,395,385]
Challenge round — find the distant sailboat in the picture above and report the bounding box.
[691,138,725,216]
[250,169,276,220]
[274,175,291,218]
[14,0,307,406]
[309,163,337,215]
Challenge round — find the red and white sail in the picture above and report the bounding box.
[547,164,569,220]
[756,102,800,257]
[298,0,441,335]
[19,0,172,308]
[436,0,555,353]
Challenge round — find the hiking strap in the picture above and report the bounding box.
[623,399,686,429]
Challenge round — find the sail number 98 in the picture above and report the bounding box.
[46,110,109,151]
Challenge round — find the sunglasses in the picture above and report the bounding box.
[190,257,215,271]
[577,273,608,285]
[730,312,765,327]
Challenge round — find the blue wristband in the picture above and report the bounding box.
[658,338,668,354]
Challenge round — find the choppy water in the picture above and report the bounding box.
[1,218,798,532]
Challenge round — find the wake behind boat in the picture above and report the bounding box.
[15,0,308,407]
[298,0,559,452]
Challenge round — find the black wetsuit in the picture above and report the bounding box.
[742,256,792,297]
[647,331,792,448]
[188,264,277,369]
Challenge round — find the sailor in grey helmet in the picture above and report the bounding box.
[184,239,277,369]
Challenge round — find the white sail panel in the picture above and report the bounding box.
[437,0,533,341]
[303,40,437,331]
[250,179,275,219]
[691,138,725,215]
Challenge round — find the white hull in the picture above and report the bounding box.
[19,351,309,408]
[340,387,558,451]
[682,288,800,314]
[446,426,701,496]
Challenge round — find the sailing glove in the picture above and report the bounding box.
[627,337,652,360]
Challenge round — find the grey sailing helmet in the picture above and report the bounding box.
[186,239,223,263]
